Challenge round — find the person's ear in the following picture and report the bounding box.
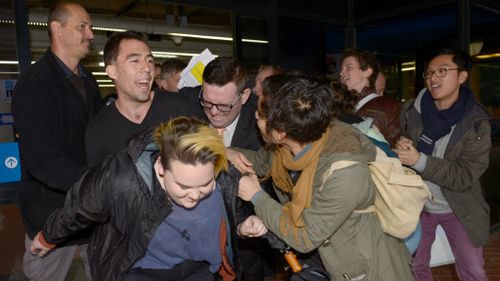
[241,88,252,105]
[277,130,287,141]
[106,64,117,81]
[159,79,168,90]
[50,21,62,38]
[458,70,468,85]
[154,157,165,178]
[271,129,287,143]
[362,68,373,79]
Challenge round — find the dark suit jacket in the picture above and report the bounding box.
[231,94,263,150]
[12,49,103,238]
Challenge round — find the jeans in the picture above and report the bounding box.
[412,211,488,281]
[23,235,91,281]
[123,260,215,281]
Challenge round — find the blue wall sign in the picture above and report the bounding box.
[0,142,21,183]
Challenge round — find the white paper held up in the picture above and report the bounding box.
[178,49,215,89]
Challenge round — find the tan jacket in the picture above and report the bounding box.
[242,121,413,281]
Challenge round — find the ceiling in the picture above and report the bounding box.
[0,0,241,76]
[1,0,500,77]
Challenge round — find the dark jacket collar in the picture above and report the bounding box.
[51,51,86,78]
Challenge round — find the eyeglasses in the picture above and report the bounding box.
[198,88,243,112]
[422,67,461,79]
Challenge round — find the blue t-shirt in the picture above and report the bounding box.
[134,186,224,272]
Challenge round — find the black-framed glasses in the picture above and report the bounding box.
[422,67,462,79]
[198,88,243,112]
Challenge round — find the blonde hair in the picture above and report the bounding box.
[154,117,228,176]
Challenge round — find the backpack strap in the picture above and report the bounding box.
[319,160,377,214]
[319,160,358,192]
[353,205,375,213]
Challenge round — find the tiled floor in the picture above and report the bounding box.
[1,204,500,281]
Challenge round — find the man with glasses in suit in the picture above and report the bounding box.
[183,57,274,281]
[197,58,259,148]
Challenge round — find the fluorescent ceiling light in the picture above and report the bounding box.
[402,61,415,66]
[0,72,19,75]
[476,53,500,59]
[92,27,126,32]
[1,19,122,31]
[401,67,415,72]
[98,84,115,88]
[0,60,35,65]
[92,72,108,76]
[168,32,232,41]
[0,60,18,65]
[152,51,198,57]
[1,19,46,26]
[28,21,47,27]
[168,32,268,44]
[152,53,178,59]
[99,51,204,58]
[97,79,112,83]
[1,19,268,44]
[242,39,269,44]
[153,51,218,58]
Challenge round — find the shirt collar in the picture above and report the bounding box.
[52,51,86,79]
[293,143,312,160]
[223,114,240,138]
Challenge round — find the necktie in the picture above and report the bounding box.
[216,127,229,147]
[216,128,226,138]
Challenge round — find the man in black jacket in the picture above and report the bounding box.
[30,117,266,281]
[11,3,103,281]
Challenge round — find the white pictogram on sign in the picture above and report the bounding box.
[5,157,18,169]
